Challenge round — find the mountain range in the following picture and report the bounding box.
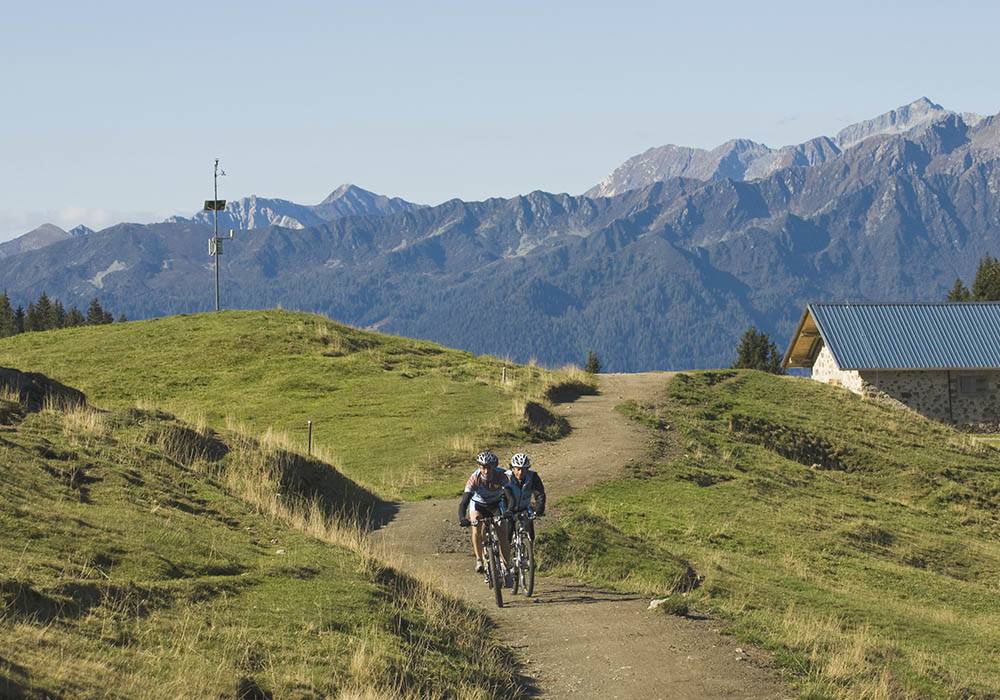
[2,98,998,370]
[585,98,985,197]
[167,183,424,231]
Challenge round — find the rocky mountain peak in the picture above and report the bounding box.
[834,97,950,150]
[0,223,71,259]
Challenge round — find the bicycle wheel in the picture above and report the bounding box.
[488,540,504,608]
[522,535,535,597]
[511,533,521,595]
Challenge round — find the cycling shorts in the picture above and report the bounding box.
[469,500,504,520]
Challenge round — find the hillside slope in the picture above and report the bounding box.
[0,311,575,500]
[541,371,1000,698]
[0,382,522,698]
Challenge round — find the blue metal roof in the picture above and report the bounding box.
[808,302,1000,370]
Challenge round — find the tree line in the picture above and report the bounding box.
[947,255,1000,301]
[0,292,123,338]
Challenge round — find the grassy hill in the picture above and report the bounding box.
[0,387,523,698]
[0,310,583,500]
[541,371,1000,699]
[0,312,594,698]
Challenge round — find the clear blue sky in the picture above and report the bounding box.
[2,0,998,240]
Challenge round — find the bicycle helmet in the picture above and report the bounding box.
[476,450,499,468]
[510,453,531,469]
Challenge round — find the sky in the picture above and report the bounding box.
[2,0,999,241]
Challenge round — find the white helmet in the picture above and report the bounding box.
[510,453,531,469]
[476,450,499,468]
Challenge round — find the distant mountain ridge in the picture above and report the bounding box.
[171,184,424,231]
[0,223,93,259]
[586,97,985,197]
[2,185,421,259]
[2,99,999,371]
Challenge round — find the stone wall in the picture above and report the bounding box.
[860,369,1000,427]
[810,344,865,394]
[809,342,1000,426]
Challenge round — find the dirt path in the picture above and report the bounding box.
[376,373,789,698]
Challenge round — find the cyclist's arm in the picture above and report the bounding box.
[458,490,473,523]
[533,473,547,515]
[502,484,516,513]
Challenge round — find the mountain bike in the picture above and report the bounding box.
[509,510,537,596]
[479,514,507,608]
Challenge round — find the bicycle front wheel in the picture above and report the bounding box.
[522,536,535,597]
[488,543,504,608]
[511,535,521,595]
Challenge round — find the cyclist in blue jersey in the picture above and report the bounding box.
[458,450,513,578]
[505,453,546,541]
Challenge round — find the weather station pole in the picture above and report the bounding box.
[213,159,220,311]
[204,159,236,311]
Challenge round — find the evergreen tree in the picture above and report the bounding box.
[732,327,785,374]
[24,302,41,332]
[65,307,85,327]
[116,312,127,323]
[86,298,112,325]
[585,350,602,374]
[0,292,14,338]
[947,278,972,302]
[971,255,1000,301]
[35,293,53,331]
[49,299,66,329]
[13,307,24,334]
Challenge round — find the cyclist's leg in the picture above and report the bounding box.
[498,519,512,567]
[470,504,485,562]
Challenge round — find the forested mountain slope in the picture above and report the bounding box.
[2,107,999,369]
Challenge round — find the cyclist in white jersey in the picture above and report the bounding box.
[458,450,512,579]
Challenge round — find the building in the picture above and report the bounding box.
[783,302,1000,426]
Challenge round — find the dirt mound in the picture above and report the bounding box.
[523,401,570,440]
[0,367,86,412]
[146,422,230,465]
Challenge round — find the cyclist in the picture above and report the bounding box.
[505,453,546,541]
[458,450,513,580]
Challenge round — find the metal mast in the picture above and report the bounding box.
[204,159,235,312]
[213,159,220,311]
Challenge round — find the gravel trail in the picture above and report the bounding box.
[376,373,789,698]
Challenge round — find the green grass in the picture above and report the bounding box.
[540,370,1000,699]
[0,310,581,500]
[0,398,523,699]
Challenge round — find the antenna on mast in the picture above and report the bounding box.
[204,158,236,311]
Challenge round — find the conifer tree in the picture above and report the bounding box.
[66,307,86,327]
[585,350,602,374]
[0,292,14,338]
[25,302,41,332]
[49,299,66,329]
[13,306,24,334]
[732,327,785,374]
[971,255,1000,301]
[86,298,112,325]
[35,293,53,330]
[947,278,972,302]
